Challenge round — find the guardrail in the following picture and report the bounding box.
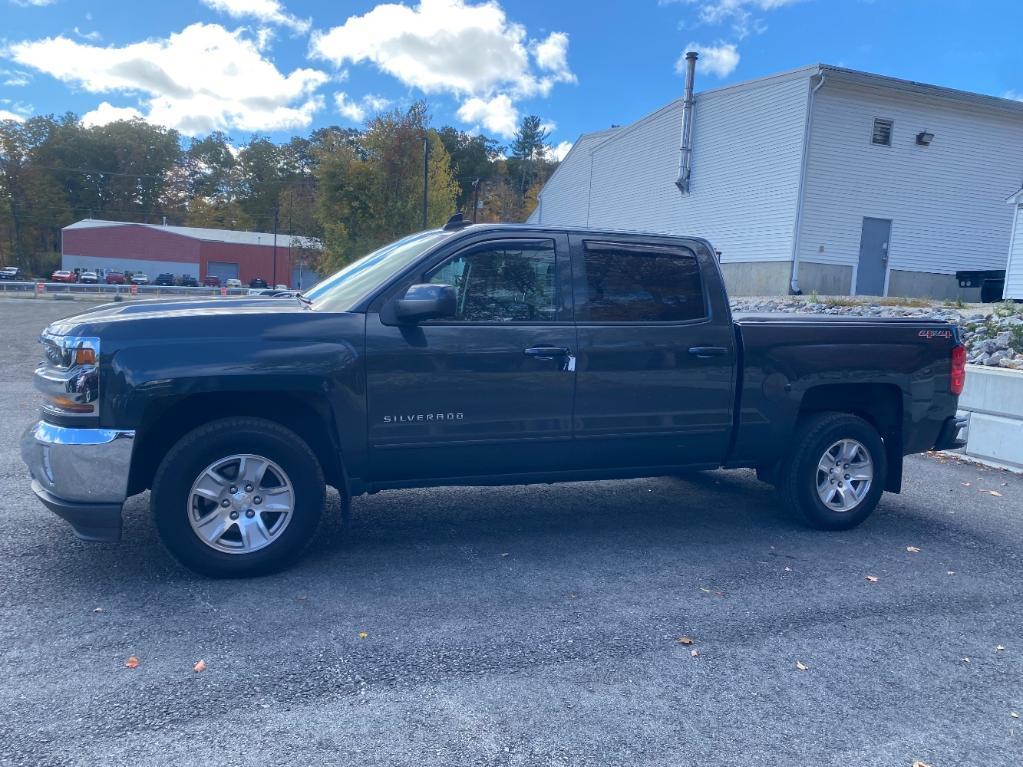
[0,280,255,298]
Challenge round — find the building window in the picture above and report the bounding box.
[872,118,894,146]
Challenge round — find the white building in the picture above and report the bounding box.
[1006,188,1023,300]
[529,63,1023,298]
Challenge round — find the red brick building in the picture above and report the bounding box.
[61,219,321,288]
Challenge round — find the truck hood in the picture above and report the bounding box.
[44,296,363,348]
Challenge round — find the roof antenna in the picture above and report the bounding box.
[443,212,472,231]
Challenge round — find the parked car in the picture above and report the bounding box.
[105,271,126,285]
[274,284,288,291]
[0,266,23,281]
[130,273,150,285]
[19,221,969,577]
[225,278,242,289]
[155,273,176,286]
[249,277,268,289]
[202,275,221,287]
[179,274,199,287]
[50,270,77,283]
[78,271,99,285]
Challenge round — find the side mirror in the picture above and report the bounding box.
[394,284,457,323]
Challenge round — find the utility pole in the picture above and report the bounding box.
[472,179,481,223]
[422,134,430,230]
[272,206,279,287]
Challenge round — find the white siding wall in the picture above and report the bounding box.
[798,83,1023,281]
[529,129,618,225]
[583,72,810,263]
[1005,204,1023,300]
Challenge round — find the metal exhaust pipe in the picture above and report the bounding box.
[675,51,698,193]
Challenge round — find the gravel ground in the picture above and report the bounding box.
[1,298,1021,767]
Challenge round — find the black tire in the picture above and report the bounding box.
[152,417,325,577]
[779,412,887,530]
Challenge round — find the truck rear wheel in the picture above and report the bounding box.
[780,412,886,530]
[152,417,325,577]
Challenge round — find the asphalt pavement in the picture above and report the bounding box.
[1,297,1021,767]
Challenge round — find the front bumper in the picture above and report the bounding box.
[20,422,135,542]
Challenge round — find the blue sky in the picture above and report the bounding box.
[2,0,1022,158]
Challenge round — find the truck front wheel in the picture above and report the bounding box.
[152,417,325,577]
[780,412,886,530]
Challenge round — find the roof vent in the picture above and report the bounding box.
[872,118,893,146]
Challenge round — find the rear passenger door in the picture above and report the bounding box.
[569,235,736,469]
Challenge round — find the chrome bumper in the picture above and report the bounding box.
[20,422,135,541]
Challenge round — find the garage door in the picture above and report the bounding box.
[206,262,239,282]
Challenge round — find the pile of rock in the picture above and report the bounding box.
[729,297,1023,370]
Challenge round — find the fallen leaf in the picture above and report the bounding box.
[988,491,1003,497]
[677,636,695,645]
[865,575,879,582]
[962,657,971,663]
[996,645,1006,652]
[912,761,933,767]
[93,607,103,613]
[358,631,368,639]
[795,661,808,672]
[193,660,206,673]
[961,481,972,487]
[690,649,699,657]
[699,587,712,593]
[500,552,510,557]
[295,596,308,602]
[784,566,792,572]
[125,656,140,669]
[947,571,956,576]
[1012,712,1020,719]
[906,546,921,553]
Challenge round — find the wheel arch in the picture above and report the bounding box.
[127,391,346,496]
[797,383,903,492]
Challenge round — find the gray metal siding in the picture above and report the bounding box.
[798,82,1023,282]
[583,72,809,264]
[529,129,619,226]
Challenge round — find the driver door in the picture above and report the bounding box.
[365,233,577,483]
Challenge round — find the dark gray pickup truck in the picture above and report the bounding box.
[21,220,968,576]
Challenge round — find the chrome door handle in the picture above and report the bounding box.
[688,346,729,359]
[524,346,569,360]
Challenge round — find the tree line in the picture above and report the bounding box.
[0,102,560,276]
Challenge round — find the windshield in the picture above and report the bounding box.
[304,230,453,311]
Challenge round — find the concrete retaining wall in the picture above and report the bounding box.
[956,366,1023,472]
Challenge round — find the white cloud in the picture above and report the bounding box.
[532,32,576,84]
[1005,90,1023,102]
[201,0,311,34]
[73,26,102,42]
[0,109,26,122]
[551,140,572,161]
[7,23,328,135]
[9,0,56,6]
[310,0,574,134]
[1,68,31,87]
[81,101,144,127]
[665,0,803,38]
[678,41,740,78]
[333,92,393,123]
[456,94,518,139]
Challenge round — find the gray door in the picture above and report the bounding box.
[855,218,891,296]
[206,261,239,282]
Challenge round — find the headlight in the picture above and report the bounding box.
[35,334,101,417]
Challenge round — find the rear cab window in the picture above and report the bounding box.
[579,241,706,323]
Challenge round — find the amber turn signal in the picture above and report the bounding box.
[73,348,96,366]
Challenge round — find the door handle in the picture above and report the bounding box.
[688,346,729,359]
[524,345,569,360]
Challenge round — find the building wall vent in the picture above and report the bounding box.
[872,118,894,146]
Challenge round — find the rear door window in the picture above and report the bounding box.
[581,243,705,322]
